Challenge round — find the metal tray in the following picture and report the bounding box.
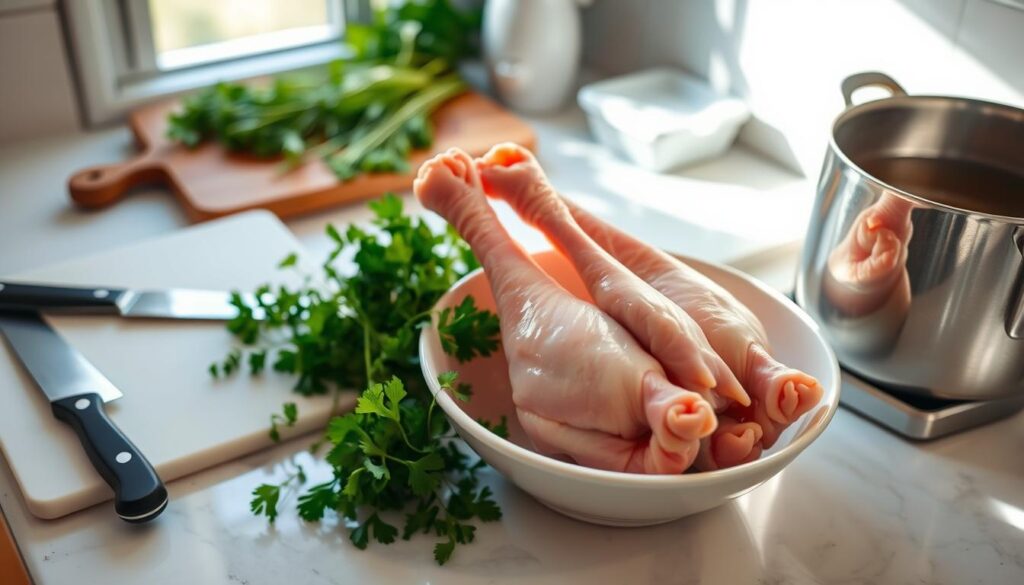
[839,369,1024,440]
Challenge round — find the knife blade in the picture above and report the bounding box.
[0,281,250,320]
[0,312,167,523]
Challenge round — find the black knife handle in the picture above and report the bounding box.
[51,393,168,523]
[0,282,127,313]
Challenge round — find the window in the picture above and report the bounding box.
[65,0,358,126]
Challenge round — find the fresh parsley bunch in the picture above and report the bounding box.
[346,0,482,63]
[167,67,464,181]
[167,0,480,182]
[215,194,505,564]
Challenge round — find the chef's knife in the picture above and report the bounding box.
[0,312,167,523]
[0,281,249,320]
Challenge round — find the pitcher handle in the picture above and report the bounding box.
[841,72,908,107]
[1007,227,1024,340]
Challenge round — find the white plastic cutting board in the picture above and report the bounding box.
[0,211,348,519]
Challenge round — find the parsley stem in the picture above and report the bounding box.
[397,425,426,454]
[362,318,373,384]
[425,397,438,442]
[326,76,466,172]
[384,454,413,466]
[398,309,433,332]
[433,481,455,517]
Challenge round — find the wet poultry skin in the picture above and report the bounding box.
[415,148,717,474]
[475,143,823,462]
[474,144,748,412]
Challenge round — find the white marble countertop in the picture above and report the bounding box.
[2,104,1023,585]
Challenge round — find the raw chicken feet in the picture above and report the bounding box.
[696,417,764,471]
[472,143,821,455]
[565,200,823,450]
[414,148,716,474]
[476,143,748,412]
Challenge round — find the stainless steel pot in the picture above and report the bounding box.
[796,72,1024,401]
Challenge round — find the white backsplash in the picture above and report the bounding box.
[582,0,1024,175]
[0,5,80,146]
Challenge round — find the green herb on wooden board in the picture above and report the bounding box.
[215,193,503,564]
[167,0,480,182]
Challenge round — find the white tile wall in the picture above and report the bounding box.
[581,0,652,75]
[955,0,1024,100]
[0,0,54,14]
[0,0,1018,152]
[0,7,80,145]
[582,0,1024,174]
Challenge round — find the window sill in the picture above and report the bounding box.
[93,42,351,128]
[64,1,352,128]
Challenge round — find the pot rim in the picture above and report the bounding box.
[829,94,1024,224]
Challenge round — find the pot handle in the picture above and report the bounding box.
[841,72,908,106]
[1007,227,1024,340]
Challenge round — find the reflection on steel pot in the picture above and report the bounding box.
[796,72,1024,401]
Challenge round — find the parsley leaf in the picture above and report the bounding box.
[369,513,399,545]
[437,371,458,388]
[438,370,472,401]
[327,416,368,444]
[350,520,370,550]
[368,193,404,220]
[268,402,298,443]
[437,296,501,362]
[297,480,339,522]
[363,458,390,481]
[356,382,395,421]
[166,0,479,184]
[278,253,298,268]
[351,513,399,549]
[408,452,444,496]
[433,538,456,565]
[342,468,364,499]
[478,416,509,440]
[251,484,281,523]
[403,501,440,540]
[248,350,267,375]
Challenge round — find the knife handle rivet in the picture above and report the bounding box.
[93,289,110,299]
[115,452,132,464]
[74,398,90,410]
[0,283,5,292]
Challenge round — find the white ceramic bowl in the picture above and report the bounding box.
[419,250,840,527]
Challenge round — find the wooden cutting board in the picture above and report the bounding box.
[67,92,536,221]
[0,211,350,519]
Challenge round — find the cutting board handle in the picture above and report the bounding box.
[68,153,168,209]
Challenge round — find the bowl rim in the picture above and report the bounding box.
[418,249,841,487]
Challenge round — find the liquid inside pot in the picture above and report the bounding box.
[860,157,1024,217]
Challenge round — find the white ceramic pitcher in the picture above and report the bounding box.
[483,0,591,113]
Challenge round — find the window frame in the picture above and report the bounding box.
[64,0,360,126]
